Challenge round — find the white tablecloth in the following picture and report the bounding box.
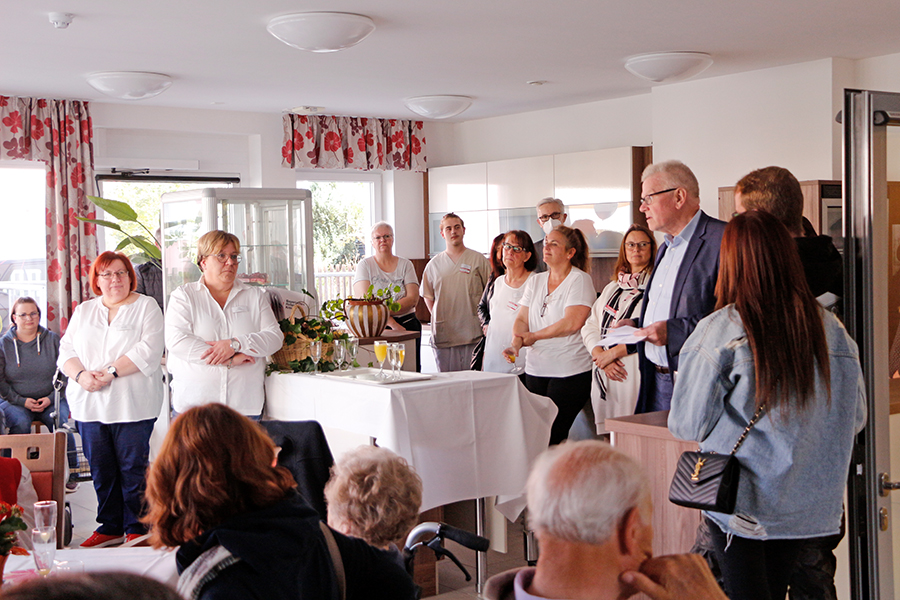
[265,370,557,518]
[7,547,178,586]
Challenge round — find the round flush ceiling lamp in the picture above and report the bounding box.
[85,71,173,100]
[624,52,713,83]
[267,12,375,53]
[404,95,473,120]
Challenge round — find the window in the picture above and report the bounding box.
[0,162,48,330]
[297,172,381,301]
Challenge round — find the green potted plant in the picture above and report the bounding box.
[343,284,401,338]
[268,292,351,374]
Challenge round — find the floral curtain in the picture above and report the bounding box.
[0,96,97,334]
[282,115,426,172]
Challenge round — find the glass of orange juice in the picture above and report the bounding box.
[373,340,388,379]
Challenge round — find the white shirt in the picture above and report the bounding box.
[165,277,283,415]
[520,268,595,378]
[484,273,532,373]
[642,209,702,367]
[58,294,164,423]
[353,256,419,317]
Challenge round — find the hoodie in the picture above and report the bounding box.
[0,325,65,407]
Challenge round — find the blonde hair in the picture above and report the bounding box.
[196,230,241,271]
[324,446,423,549]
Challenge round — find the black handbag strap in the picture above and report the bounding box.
[729,403,766,455]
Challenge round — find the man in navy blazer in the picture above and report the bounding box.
[631,161,726,414]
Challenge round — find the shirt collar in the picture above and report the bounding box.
[514,568,565,600]
[664,208,702,248]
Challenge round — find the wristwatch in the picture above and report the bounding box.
[107,365,118,378]
[230,338,241,353]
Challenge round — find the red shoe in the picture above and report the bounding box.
[80,532,125,548]
[125,533,150,546]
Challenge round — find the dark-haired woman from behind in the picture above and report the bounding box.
[143,403,416,600]
[505,226,595,445]
[668,211,866,600]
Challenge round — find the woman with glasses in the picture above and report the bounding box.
[58,251,164,547]
[505,226,595,445]
[165,230,282,418]
[479,231,537,375]
[0,297,79,491]
[472,233,507,370]
[352,222,421,370]
[580,224,657,435]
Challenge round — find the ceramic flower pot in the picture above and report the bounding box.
[343,298,389,338]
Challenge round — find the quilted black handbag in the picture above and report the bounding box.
[668,403,765,514]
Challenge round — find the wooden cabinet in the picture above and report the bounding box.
[718,180,841,234]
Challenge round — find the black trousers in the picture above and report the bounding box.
[525,371,591,445]
[707,516,814,600]
[393,313,422,372]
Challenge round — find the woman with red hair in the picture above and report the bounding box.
[58,251,164,548]
[669,211,866,600]
[143,403,416,600]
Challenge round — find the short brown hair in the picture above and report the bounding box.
[89,251,136,296]
[734,166,804,234]
[440,213,465,229]
[1,572,182,600]
[324,445,423,549]
[197,230,241,271]
[143,404,296,548]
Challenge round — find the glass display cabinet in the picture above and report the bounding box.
[160,188,314,308]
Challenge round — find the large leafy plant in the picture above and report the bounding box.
[78,196,161,265]
[353,283,402,312]
[267,291,352,375]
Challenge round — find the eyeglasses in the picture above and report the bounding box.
[625,241,651,249]
[14,312,38,319]
[98,270,128,280]
[209,253,242,264]
[537,211,563,223]
[373,234,394,242]
[640,188,677,205]
[503,243,525,254]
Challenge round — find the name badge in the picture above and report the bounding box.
[231,305,249,313]
[459,263,472,274]
[507,301,519,311]
[603,303,618,318]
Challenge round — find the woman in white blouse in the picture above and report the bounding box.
[165,230,283,418]
[353,222,421,370]
[504,226,595,446]
[58,251,164,548]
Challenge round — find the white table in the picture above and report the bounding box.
[265,370,557,518]
[6,547,178,586]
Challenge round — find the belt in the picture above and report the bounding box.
[654,365,671,375]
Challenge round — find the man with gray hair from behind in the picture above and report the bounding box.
[485,441,726,600]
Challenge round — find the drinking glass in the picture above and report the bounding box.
[373,340,388,379]
[32,528,56,576]
[345,338,359,370]
[309,340,323,374]
[332,340,346,371]
[34,500,57,531]
[393,343,406,378]
[387,343,399,380]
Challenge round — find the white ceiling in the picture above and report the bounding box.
[5,0,900,122]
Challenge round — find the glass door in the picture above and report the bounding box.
[844,89,900,600]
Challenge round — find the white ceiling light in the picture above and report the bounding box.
[267,13,375,53]
[86,72,173,100]
[624,52,713,83]
[404,95,473,120]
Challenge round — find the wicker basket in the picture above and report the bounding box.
[271,305,335,370]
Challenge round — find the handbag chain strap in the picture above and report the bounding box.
[729,402,766,455]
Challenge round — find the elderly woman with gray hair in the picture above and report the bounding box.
[324,445,423,555]
[353,221,422,370]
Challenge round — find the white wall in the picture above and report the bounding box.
[650,58,839,216]
[425,94,653,167]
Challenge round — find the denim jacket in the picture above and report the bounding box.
[668,305,866,540]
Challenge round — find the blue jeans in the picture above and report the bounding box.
[78,419,155,536]
[1,399,77,469]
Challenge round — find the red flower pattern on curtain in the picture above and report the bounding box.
[281,115,426,172]
[0,96,97,334]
